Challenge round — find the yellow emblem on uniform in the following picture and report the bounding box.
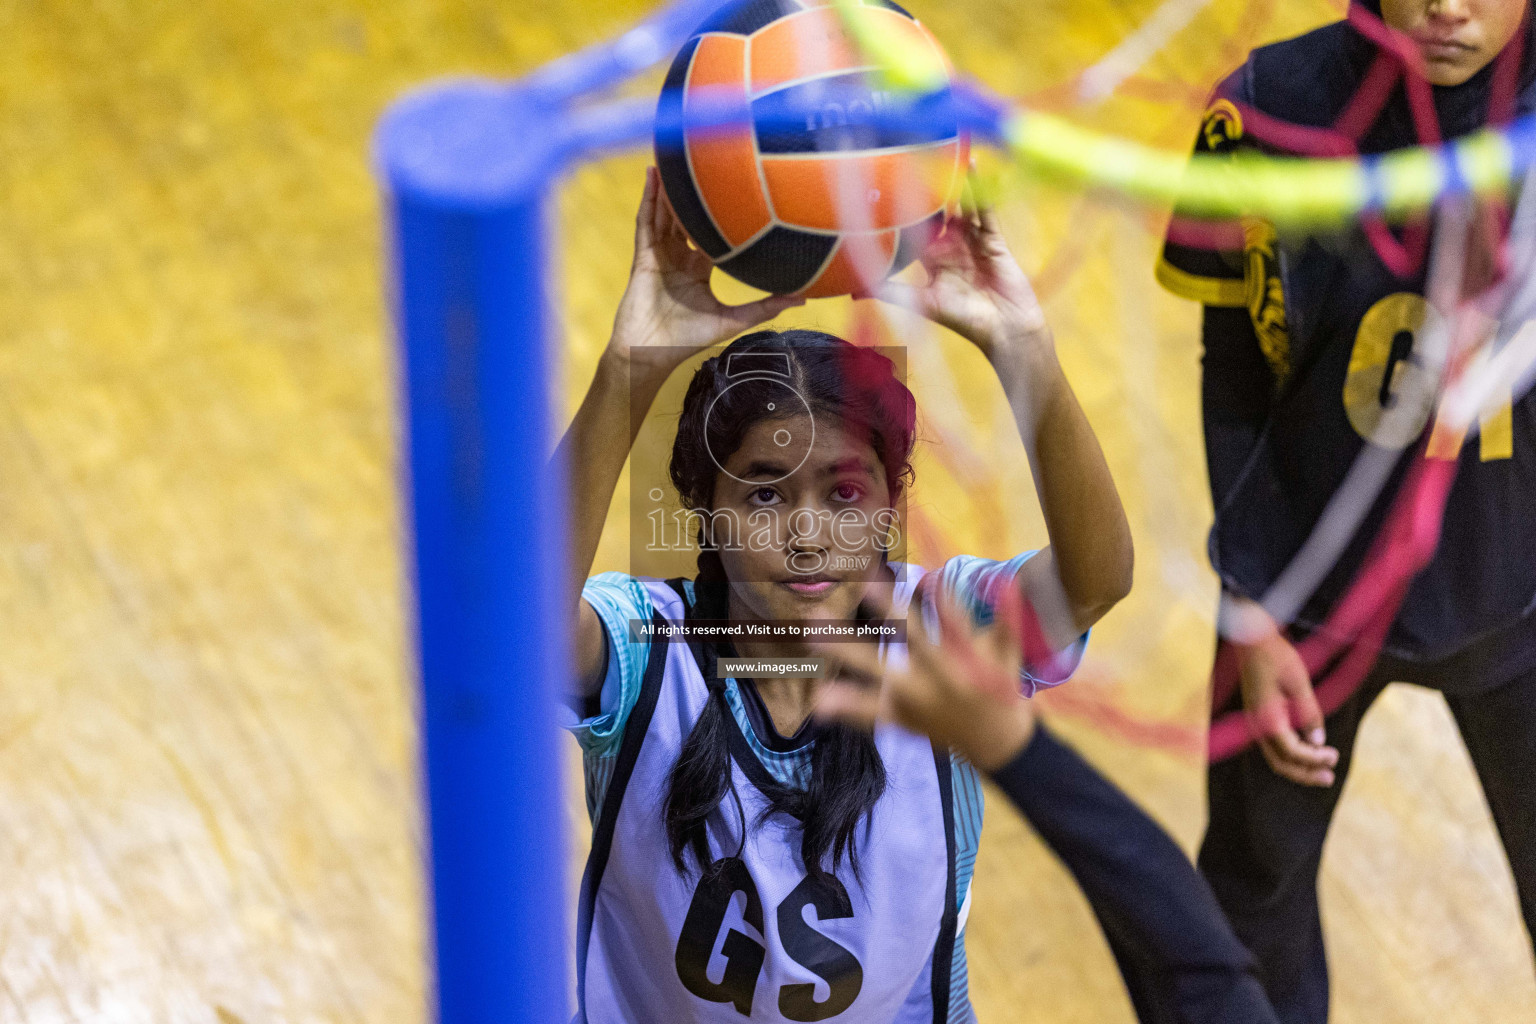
[1242,219,1290,388]
[1201,98,1245,152]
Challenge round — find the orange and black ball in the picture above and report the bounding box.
[654,0,966,298]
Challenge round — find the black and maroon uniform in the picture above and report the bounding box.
[1160,5,1536,1021]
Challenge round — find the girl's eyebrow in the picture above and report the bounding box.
[822,457,877,478]
[734,457,877,482]
[738,460,792,480]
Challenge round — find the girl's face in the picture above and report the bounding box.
[710,414,895,625]
[1381,0,1526,86]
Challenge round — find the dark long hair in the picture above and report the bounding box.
[663,329,917,883]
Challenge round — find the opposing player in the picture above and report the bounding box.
[1159,1,1536,1020]
[558,167,1132,1022]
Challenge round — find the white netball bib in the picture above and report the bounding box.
[576,572,957,1024]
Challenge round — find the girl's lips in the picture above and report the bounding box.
[1413,35,1473,60]
[781,579,837,596]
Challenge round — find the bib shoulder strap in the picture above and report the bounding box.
[928,743,958,1023]
[665,576,727,685]
[575,608,671,1020]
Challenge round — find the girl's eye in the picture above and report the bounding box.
[749,488,781,506]
[833,482,866,503]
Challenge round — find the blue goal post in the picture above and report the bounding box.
[375,2,729,1021]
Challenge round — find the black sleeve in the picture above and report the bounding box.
[1157,64,1283,596]
[1201,306,1274,518]
[990,727,1278,1024]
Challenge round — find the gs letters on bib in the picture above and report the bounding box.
[574,578,960,1024]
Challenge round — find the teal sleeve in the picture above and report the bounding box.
[567,572,656,759]
[939,552,1090,695]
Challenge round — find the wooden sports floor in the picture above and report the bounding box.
[3,0,1534,1020]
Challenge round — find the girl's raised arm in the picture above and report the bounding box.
[558,168,802,695]
[879,202,1134,649]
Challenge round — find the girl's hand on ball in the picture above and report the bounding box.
[812,581,1038,772]
[877,198,1053,365]
[608,168,804,376]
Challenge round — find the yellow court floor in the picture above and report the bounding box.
[2,0,1533,1021]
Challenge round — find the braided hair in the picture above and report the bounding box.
[663,329,917,884]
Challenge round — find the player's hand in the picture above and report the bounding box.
[876,193,1052,365]
[1232,607,1339,787]
[811,579,1037,772]
[608,167,804,375]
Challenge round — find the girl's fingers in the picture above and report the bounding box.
[962,157,1002,233]
[927,217,971,264]
[633,167,658,255]
[933,586,999,679]
[856,584,895,622]
[722,293,806,327]
[653,167,679,240]
[937,242,981,287]
[974,195,1004,237]
[1258,728,1338,787]
[650,167,663,235]
[653,190,696,266]
[661,190,687,243]
[905,588,950,678]
[912,570,946,615]
[809,638,885,681]
[872,280,932,316]
[1249,695,1337,775]
[814,681,882,731]
[906,586,1007,704]
[959,174,979,223]
[932,586,973,654]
